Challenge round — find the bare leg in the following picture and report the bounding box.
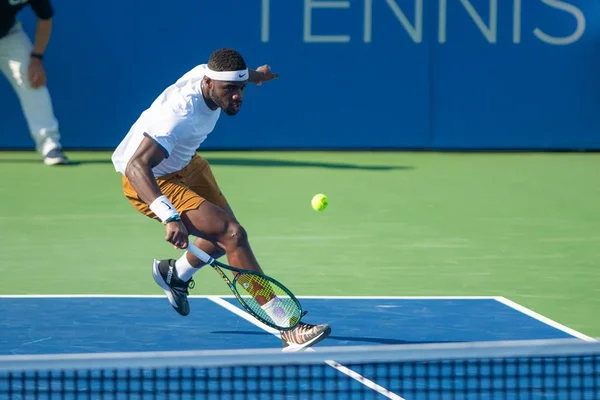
[183,203,235,266]
[181,201,264,274]
[186,237,225,266]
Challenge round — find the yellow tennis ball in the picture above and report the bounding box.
[311,193,328,211]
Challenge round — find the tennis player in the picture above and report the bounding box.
[111,48,330,351]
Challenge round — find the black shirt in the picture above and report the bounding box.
[0,0,54,39]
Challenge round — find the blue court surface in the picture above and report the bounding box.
[0,295,592,355]
[1,296,597,400]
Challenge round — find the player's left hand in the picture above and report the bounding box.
[28,58,47,89]
[254,65,278,86]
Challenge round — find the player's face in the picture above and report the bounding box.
[209,80,247,116]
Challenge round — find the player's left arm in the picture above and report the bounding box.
[248,65,279,86]
[28,0,55,88]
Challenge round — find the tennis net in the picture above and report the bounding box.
[1,338,599,399]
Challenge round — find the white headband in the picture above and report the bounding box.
[205,66,249,82]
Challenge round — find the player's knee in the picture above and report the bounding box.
[221,221,248,249]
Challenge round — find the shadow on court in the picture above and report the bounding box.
[210,331,459,346]
[204,157,412,171]
[0,297,584,355]
[0,154,413,171]
[0,156,112,166]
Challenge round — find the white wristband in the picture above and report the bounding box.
[149,195,179,223]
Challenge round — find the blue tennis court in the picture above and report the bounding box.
[0,295,592,355]
[1,296,598,399]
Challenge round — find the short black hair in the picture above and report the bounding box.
[207,48,247,72]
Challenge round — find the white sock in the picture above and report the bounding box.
[261,297,291,327]
[175,253,202,282]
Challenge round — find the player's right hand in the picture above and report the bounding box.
[165,220,189,249]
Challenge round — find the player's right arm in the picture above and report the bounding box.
[125,136,189,249]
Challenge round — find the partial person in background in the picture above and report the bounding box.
[0,0,68,165]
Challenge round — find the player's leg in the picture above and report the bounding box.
[181,201,264,274]
[170,155,264,274]
[175,179,237,281]
[172,155,259,276]
[183,202,331,350]
[0,22,67,165]
[121,163,241,316]
[121,157,331,349]
[174,206,240,281]
[174,205,237,280]
[132,155,264,314]
[121,171,208,316]
[174,237,224,281]
[174,156,331,350]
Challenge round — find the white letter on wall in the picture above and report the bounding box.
[459,0,498,43]
[262,0,270,42]
[364,0,423,43]
[513,0,521,43]
[439,0,447,43]
[439,0,498,43]
[534,0,585,45]
[304,0,351,43]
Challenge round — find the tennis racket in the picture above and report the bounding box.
[185,242,305,331]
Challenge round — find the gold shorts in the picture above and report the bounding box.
[122,154,228,221]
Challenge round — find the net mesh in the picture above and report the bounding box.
[1,339,599,399]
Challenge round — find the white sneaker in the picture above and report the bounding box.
[43,148,69,166]
[281,322,331,352]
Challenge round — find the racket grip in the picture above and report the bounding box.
[185,242,215,264]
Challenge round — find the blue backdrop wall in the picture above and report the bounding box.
[1,0,599,150]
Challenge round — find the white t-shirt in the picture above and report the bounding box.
[111,64,221,177]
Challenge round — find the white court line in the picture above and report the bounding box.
[323,360,405,400]
[2,294,594,342]
[2,294,594,398]
[494,297,597,342]
[207,296,405,400]
[207,296,281,338]
[1,294,591,339]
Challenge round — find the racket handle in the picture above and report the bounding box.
[185,242,215,265]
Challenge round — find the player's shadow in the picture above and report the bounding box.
[55,160,113,166]
[210,331,457,346]
[0,155,412,170]
[0,156,113,165]
[204,157,412,171]
[325,335,464,346]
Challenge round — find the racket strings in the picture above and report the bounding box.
[237,274,276,302]
[235,274,302,329]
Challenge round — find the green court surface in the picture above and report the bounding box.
[0,151,598,337]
